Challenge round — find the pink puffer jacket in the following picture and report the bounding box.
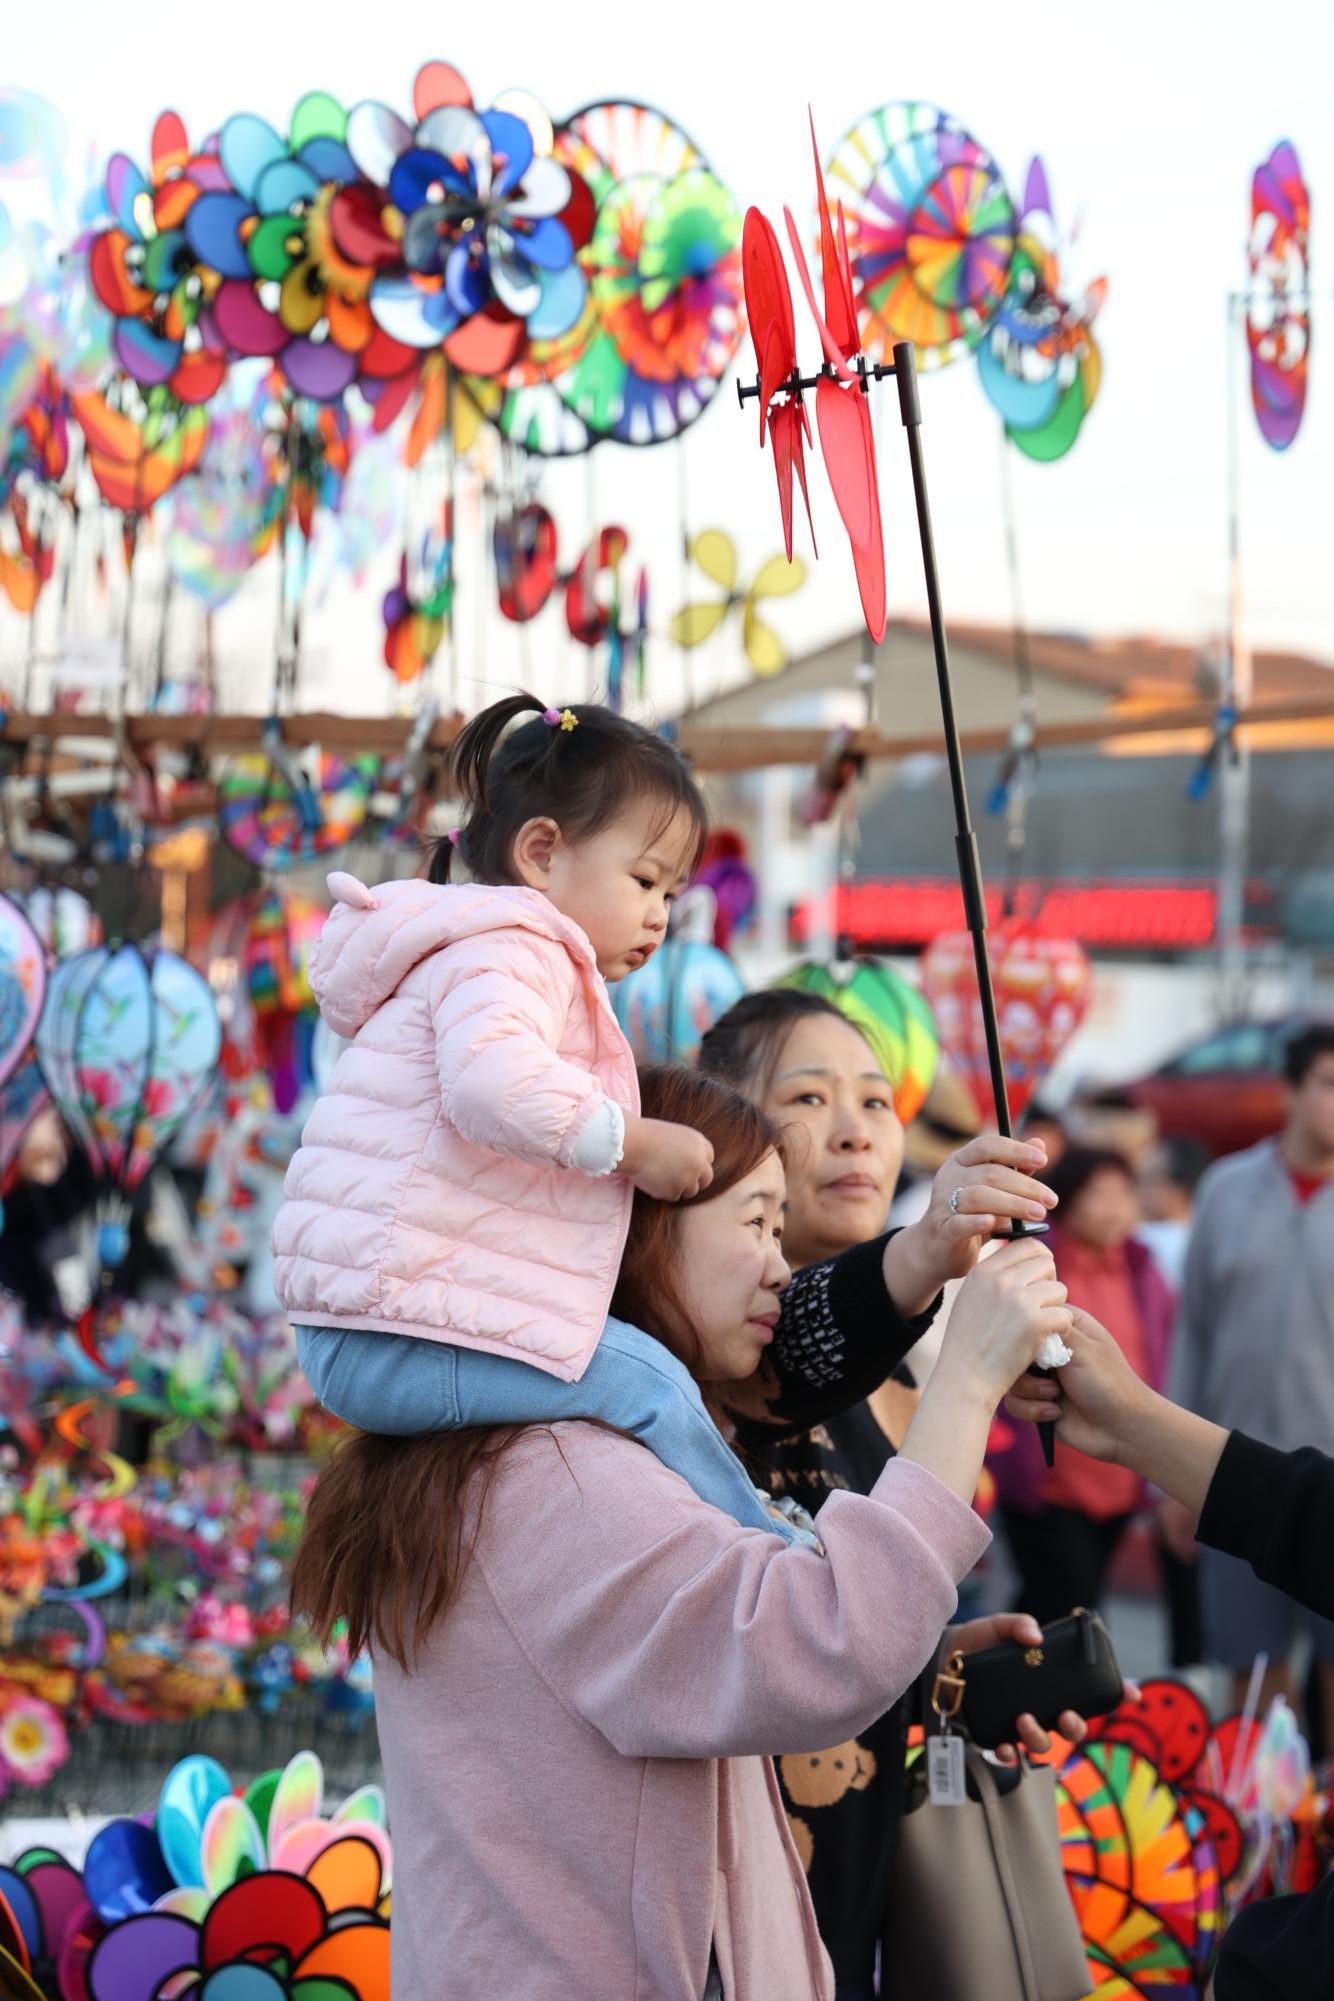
[270,873,639,1382]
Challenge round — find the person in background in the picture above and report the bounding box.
[993,1145,1174,1625]
[1168,1022,1334,1723]
[1137,1135,1210,1293]
[1008,1312,1334,2001]
[1132,1136,1212,1670]
[1022,1100,1069,1173]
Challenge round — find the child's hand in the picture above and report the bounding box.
[620,1115,714,1199]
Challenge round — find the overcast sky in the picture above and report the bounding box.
[5,0,1332,720]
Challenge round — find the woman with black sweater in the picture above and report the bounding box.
[1007,1310,1334,2001]
[700,989,1085,1999]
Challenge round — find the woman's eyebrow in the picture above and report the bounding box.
[771,1065,890,1086]
[741,1186,783,1205]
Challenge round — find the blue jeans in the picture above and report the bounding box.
[296,1316,798,1542]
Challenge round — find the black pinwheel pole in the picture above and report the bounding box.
[892,341,1056,1465]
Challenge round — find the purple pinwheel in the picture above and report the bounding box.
[184,94,383,403]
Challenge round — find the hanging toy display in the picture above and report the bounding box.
[244,891,327,1115]
[34,941,222,1277]
[494,500,560,622]
[217,745,378,870]
[1247,140,1311,452]
[611,936,744,1066]
[0,894,47,1098]
[672,529,807,678]
[920,918,1091,1123]
[382,501,454,683]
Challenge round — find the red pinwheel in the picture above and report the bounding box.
[741,114,886,643]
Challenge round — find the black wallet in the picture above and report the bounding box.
[934,1608,1125,1750]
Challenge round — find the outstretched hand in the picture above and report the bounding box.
[1004,1308,1155,1463]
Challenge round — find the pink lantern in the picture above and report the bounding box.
[920,920,1092,1124]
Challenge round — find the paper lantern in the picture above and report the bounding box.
[35,944,222,1265]
[920,920,1091,1123]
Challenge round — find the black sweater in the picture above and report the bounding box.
[739,1231,939,1988]
[1198,1432,1334,2000]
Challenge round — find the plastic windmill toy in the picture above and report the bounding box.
[738,112,1060,1454]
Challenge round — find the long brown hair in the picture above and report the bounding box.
[289,1067,783,1671]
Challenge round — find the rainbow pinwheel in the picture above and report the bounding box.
[338,63,587,378]
[0,1750,392,2001]
[87,112,229,404]
[1247,140,1310,451]
[184,93,417,405]
[69,383,209,514]
[976,158,1107,461]
[827,102,1016,369]
[383,504,454,682]
[465,99,743,455]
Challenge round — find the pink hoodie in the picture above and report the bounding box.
[270,874,639,1381]
[376,1422,991,2001]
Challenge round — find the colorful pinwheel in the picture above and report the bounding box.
[463,99,743,455]
[338,64,586,378]
[742,115,887,641]
[1247,140,1311,451]
[69,383,209,514]
[87,112,229,405]
[218,749,378,870]
[976,158,1107,462]
[672,528,807,677]
[494,500,560,621]
[185,94,417,404]
[826,101,1016,369]
[383,503,454,682]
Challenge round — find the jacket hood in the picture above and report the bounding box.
[311,874,599,1038]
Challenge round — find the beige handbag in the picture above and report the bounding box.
[882,1663,1091,2001]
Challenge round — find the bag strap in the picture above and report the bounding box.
[967,1748,1041,2001]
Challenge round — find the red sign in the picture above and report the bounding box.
[791,880,1275,952]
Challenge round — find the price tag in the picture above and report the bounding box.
[927,1731,967,1807]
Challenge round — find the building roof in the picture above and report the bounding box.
[682,618,1334,734]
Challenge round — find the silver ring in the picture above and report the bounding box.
[948,1186,963,1216]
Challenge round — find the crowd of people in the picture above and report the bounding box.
[264,694,1334,1999]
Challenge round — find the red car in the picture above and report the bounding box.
[1109,1017,1323,1160]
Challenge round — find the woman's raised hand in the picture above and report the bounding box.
[882,1135,1059,1313]
[936,1237,1073,1405]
